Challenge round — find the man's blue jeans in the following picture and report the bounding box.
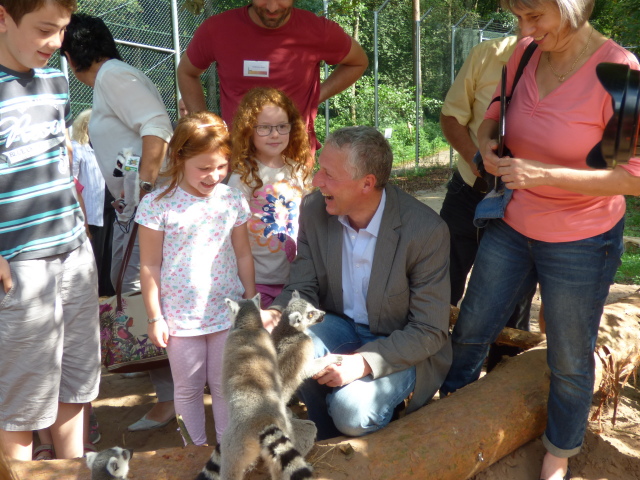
[298,314,416,441]
[441,218,624,457]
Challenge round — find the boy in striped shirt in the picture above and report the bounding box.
[0,0,100,461]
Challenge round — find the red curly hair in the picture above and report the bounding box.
[157,111,230,200]
[231,87,311,196]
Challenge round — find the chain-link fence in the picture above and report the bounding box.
[52,1,516,167]
[48,2,633,169]
[451,19,515,81]
[53,0,225,123]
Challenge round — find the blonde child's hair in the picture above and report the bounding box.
[158,111,230,200]
[71,109,91,145]
[231,87,311,196]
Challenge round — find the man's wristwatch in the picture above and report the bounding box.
[139,180,154,193]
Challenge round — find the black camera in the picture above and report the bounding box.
[587,63,640,169]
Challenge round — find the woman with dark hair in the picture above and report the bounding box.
[61,13,177,433]
[59,13,122,70]
[441,1,640,479]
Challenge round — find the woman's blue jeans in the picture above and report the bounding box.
[441,218,624,457]
[297,314,416,441]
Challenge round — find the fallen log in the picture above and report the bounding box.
[10,295,640,480]
[10,350,551,480]
[309,348,551,480]
[623,236,640,249]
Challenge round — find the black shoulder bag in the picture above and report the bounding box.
[473,41,538,193]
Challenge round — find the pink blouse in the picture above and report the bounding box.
[486,38,640,242]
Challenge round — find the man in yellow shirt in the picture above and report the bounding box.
[439,35,534,369]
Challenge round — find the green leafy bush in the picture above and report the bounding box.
[315,77,447,165]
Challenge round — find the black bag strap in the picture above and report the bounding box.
[479,41,538,194]
[490,41,538,107]
[116,219,138,313]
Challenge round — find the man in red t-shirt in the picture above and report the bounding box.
[177,0,368,154]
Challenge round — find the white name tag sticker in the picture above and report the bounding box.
[244,60,270,78]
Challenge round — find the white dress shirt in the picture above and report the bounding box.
[339,190,387,325]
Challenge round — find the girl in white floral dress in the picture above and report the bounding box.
[136,112,255,445]
[228,87,312,308]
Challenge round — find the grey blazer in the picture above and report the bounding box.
[272,184,452,413]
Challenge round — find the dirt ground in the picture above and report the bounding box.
[86,285,640,480]
[471,284,640,480]
[82,179,640,479]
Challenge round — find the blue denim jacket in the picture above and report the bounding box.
[473,186,513,228]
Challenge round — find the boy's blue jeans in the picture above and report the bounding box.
[441,218,624,457]
[297,314,416,441]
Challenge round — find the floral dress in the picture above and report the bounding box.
[136,184,250,336]
[227,161,309,285]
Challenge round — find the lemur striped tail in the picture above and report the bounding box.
[259,424,313,480]
[194,444,221,480]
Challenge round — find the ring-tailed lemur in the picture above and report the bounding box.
[271,290,343,404]
[86,446,133,480]
[195,294,312,480]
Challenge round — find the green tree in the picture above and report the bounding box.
[592,0,640,54]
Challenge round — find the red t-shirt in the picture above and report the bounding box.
[187,6,352,150]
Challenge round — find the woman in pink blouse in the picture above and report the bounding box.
[441,1,640,479]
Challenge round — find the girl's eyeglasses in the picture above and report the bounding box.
[253,123,292,136]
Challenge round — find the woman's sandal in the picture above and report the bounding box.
[33,444,55,461]
[88,406,101,444]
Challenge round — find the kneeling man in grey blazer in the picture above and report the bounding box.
[267,126,452,440]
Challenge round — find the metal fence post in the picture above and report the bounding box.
[171,0,182,111]
[415,7,432,168]
[324,0,330,140]
[449,13,468,167]
[374,0,391,131]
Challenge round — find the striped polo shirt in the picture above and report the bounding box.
[0,65,86,261]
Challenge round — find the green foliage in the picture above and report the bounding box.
[616,196,640,285]
[316,115,448,166]
[387,121,448,165]
[391,164,447,180]
[77,0,142,18]
[182,0,206,15]
[624,196,640,238]
[423,98,444,121]
[615,248,640,285]
[482,9,517,29]
[316,113,447,166]
[315,64,448,164]
[593,0,640,50]
[474,0,507,18]
[77,0,640,165]
[357,76,415,125]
